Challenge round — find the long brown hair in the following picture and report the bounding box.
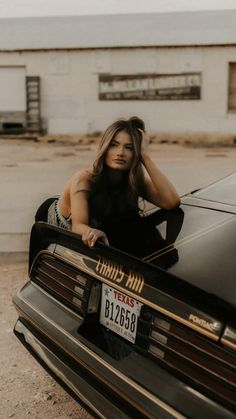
[89,116,146,221]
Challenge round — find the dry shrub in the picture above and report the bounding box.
[150,132,236,147]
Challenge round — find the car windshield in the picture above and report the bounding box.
[192,172,236,206]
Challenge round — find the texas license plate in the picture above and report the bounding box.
[100,284,143,343]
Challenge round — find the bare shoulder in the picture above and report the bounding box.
[70,169,93,193]
[71,168,92,182]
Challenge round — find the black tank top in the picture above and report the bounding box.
[89,183,145,254]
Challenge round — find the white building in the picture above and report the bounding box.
[0,10,236,134]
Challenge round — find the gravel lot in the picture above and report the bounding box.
[0,261,92,419]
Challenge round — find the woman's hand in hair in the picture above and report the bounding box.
[137,129,180,209]
[82,227,109,248]
[138,128,150,160]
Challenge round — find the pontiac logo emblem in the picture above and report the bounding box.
[96,258,144,294]
[189,314,215,332]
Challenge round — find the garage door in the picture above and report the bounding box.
[0,66,26,111]
[228,62,236,113]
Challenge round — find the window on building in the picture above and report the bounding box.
[228,63,236,113]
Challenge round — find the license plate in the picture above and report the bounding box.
[100,284,142,343]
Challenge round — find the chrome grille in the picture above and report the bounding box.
[136,308,236,411]
[31,253,101,316]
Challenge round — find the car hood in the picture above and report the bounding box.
[150,203,236,310]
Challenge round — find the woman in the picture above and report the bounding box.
[47,116,180,252]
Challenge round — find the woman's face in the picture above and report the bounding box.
[105,130,134,171]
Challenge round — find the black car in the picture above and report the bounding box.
[13,173,236,418]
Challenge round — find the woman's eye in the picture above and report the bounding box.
[126,145,133,150]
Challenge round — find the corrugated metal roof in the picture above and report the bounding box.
[1,10,236,50]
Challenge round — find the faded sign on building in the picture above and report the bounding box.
[99,73,201,100]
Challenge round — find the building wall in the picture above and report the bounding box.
[0,46,236,134]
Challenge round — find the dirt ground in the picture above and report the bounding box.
[0,260,92,419]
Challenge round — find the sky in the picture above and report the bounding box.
[1,0,236,18]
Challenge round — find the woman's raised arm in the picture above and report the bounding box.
[139,130,180,209]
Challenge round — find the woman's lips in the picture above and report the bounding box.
[113,159,126,163]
